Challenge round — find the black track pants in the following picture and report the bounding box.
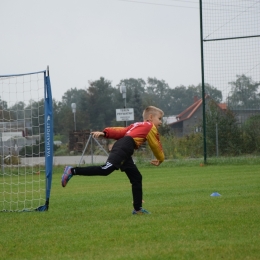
[73,159,143,211]
[123,160,143,211]
[74,162,117,176]
[72,136,143,211]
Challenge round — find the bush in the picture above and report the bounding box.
[131,133,204,162]
[242,114,260,153]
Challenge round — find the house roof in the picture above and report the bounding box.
[218,103,227,110]
[168,95,227,126]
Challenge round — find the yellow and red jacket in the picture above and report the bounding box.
[103,122,164,162]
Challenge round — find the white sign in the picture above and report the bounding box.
[116,108,134,121]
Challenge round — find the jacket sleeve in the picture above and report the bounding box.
[146,125,165,162]
[103,127,129,140]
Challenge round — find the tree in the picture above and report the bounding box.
[205,100,242,156]
[169,85,198,115]
[56,103,73,136]
[0,97,15,121]
[146,78,172,115]
[86,77,117,129]
[227,74,260,109]
[168,83,222,116]
[57,88,90,135]
[62,87,88,105]
[195,83,222,103]
[0,97,8,110]
[119,78,146,122]
[9,101,26,121]
[24,99,45,135]
[243,114,260,153]
[131,86,143,122]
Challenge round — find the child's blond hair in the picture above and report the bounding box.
[142,106,164,120]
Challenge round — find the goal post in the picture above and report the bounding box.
[0,68,53,212]
[40,68,53,211]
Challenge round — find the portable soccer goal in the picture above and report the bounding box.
[0,68,53,212]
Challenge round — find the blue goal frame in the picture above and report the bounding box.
[38,67,53,211]
[0,67,53,212]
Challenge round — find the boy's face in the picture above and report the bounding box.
[148,112,163,129]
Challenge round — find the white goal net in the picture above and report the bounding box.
[0,70,53,212]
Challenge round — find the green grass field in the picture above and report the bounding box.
[0,162,259,260]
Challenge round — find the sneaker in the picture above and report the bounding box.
[132,208,151,215]
[61,166,73,187]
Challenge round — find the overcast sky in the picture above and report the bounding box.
[1,0,201,101]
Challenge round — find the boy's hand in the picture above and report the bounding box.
[150,159,161,166]
[91,131,104,138]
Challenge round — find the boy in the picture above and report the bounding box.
[61,106,165,215]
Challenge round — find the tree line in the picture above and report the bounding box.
[0,74,259,143]
[53,77,223,137]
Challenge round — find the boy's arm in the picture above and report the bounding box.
[146,125,165,165]
[150,159,162,166]
[103,127,129,139]
[92,126,131,140]
[91,131,105,138]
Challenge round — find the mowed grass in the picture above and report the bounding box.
[0,163,259,260]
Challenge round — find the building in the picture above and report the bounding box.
[0,120,39,155]
[168,96,226,137]
[168,95,260,137]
